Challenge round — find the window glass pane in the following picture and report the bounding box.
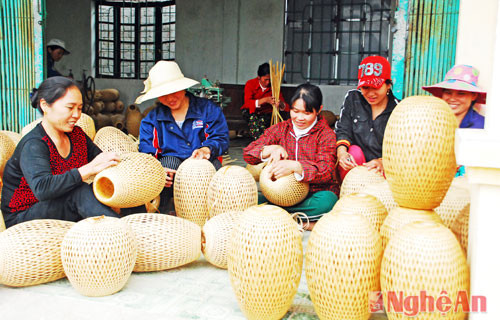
[121,24,135,42]
[121,43,134,60]
[140,25,155,43]
[99,5,113,23]
[140,62,155,79]
[141,7,155,25]
[99,41,114,58]
[120,7,135,24]
[140,44,155,61]
[121,61,135,78]
[162,42,175,60]
[99,59,114,76]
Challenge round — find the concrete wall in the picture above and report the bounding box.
[45,0,351,113]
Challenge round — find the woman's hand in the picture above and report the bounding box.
[258,96,274,107]
[79,152,120,180]
[262,145,288,164]
[337,149,357,171]
[363,158,384,176]
[164,168,176,188]
[268,160,302,180]
[191,147,211,160]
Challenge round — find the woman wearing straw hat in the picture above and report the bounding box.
[335,55,399,180]
[1,77,121,228]
[422,64,486,129]
[136,61,229,213]
[46,39,70,78]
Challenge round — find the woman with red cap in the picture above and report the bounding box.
[335,56,399,179]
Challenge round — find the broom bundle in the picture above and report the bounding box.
[269,60,285,127]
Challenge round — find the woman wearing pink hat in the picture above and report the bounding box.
[422,64,486,129]
[335,56,399,180]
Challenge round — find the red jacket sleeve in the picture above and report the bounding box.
[242,78,259,114]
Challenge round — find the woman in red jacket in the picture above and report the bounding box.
[243,83,339,229]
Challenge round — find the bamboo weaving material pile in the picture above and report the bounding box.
[269,60,285,126]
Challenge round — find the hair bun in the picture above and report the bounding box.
[30,88,39,108]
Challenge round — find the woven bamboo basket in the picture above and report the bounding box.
[380,206,443,250]
[93,152,166,208]
[0,219,74,287]
[93,126,138,154]
[383,96,458,210]
[123,213,201,272]
[259,165,309,207]
[125,105,143,138]
[451,204,470,255]
[145,195,161,213]
[76,113,96,140]
[339,166,385,198]
[202,210,242,269]
[305,211,383,320]
[246,162,266,182]
[21,118,42,136]
[206,165,258,218]
[361,180,397,213]
[61,216,136,296]
[0,130,22,146]
[0,209,5,232]
[228,205,303,320]
[174,159,217,226]
[435,185,470,228]
[330,193,387,233]
[381,221,469,319]
[0,131,16,177]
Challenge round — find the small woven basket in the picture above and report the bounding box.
[330,193,387,233]
[259,165,309,207]
[246,162,266,182]
[435,185,470,228]
[361,180,397,213]
[206,165,258,218]
[123,213,201,272]
[76,113,96,140]
[228,205,303,320]
[93,152,166,208]
[174,159,216,226]
[0,131,16,177]
[305,211,383,320]
[93,126,138,154]
[202,210,242,269]
[381,221,469,319]
[380,206,442,250]
[61,216,137,297]
[383,96,458,210]
[451,204,470,256]
[339,166,385,198]
[0,219,74,287]
[21,118,42,136]
[0,130,22,146]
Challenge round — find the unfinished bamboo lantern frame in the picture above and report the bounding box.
[61,216,137,297]
[246,162,266,182]
[0,130,22,146]
[0,209,5,232]
[435,185,470,228]
[306,211,383,320]
[228,205,303,320]
[330,193,388,233]
[259,165,309,207]
[202,210,242,269]
[0,131,16,177]
[383,96,458,210]
[381,221,469,319]
[339,166,385,198]
[76,113,97,140]
[361,180,398,213]
[269,60,285,127]
[206,165,258,218]
[0,219,74,287]
[93,152,166,208]
[174,159,216,226]
[93,126,138,154]
[123,213,201,272]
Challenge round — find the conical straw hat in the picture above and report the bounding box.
[259,165,309,207]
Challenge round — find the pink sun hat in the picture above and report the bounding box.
[422,64,487,104]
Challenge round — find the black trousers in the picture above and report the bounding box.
[6,183,120,228]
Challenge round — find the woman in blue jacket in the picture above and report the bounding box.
[136,61,229,212]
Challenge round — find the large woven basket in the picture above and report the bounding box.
[76,113,96,140]
[93,152,166,208]
[0,131,16,177]
[435,185,470,228]
[21,118,42,136]
[0,130,22,146]
[381,221,469,319]
[61,216,136,296]
[451,204,470,256]
[93,126,138,154]
[246,162,266,182]
[228,205,303,320]
[123,213,201,272]
[206,165,258,218]
[361,180,397,213]
[380,206,442,250]
[0,209,5,232]
[339,166,385,198]
[0,219,74,287]
[330,193,387,233]
[202,210,242,269]
[259,165,309,207]
[174,159,216,226]
[383,96,457,210]
[305,211,382,320]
